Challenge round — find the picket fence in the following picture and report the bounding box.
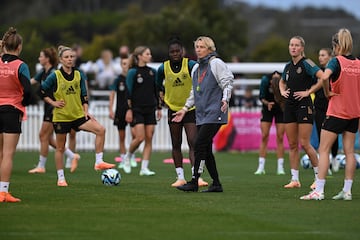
[19,103,264,152]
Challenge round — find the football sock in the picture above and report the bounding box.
[175,167,185,180]
[290,169,299,181]
[57,169,65,181]
[343,179,353,193]
[95,152,104,164]
[141,159,149,170]
[0,181,9,193]
[64,148,75,160]
[315,179,325,193]
[277,158,284,168]
[258,157,265,170]
[313,166,319,180]
[38,155,47,168]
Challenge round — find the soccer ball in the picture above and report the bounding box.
[355,153,360,169]
[300,154,312,169]
[101,169,121,186]
[335,153,360,169]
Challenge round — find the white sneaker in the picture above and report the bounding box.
[123,155,131,174]
[331,157,340,172]
[65,157,72,169]
[277,167,285,175]
[139,168,155,176]
[254,168,265,175]
[300,190,324,200]
[332,190,352,200]
[130,155,137,168]
[118,161,124,169]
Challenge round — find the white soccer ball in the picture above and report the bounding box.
[300,154,312,169]
[335,154,346,169]
[355,153,360,169]
[101,169,121,186]
[335,153,360,169]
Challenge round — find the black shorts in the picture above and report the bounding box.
[283,100,314,124]
[261,106,284,123]
[53,117,89,134]
[168,108,196,125]
[43,102,53,122]
[322,116,359,134]
[130,107,156,127]
[0,106,23,133]
[113,109,128,130]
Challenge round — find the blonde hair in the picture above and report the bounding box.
[194,36,216,52]
[332,28,353,56]
[58,45,72,58]
[290,36,306,57]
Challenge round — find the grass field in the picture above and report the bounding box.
[1,150,359,240]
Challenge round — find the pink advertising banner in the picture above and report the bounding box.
[228,112,289,151]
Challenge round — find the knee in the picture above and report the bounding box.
[97,126,106,136]
[261,133,269,142]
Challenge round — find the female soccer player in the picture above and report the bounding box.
[41,45,115,186]
[157,37,208,187]
[255,71,285,175]
[28,47,80,174]
[301,28,360,200]
[122,46,162,176]
[0,27,32,202]
[279,36,323,189]
[109,57,137,169]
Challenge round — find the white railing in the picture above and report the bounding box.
[19,103,189,151]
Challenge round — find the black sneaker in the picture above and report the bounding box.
[176,180,198,192]
[201,183,223,192]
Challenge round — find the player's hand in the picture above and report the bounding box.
[53,99,65,108]
[172,109,185,122]
[125,109,133,123]
[280,88,290,98]
[221,100,228,113]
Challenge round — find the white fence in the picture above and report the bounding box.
[19,62,286,151]
[19,103,173,151]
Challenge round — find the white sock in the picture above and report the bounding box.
[124,152,131,162]
[290,169,299,181]
[191,166,194,176]
[343,179,353,193]
[57,169,65,181]
[38,155,47,168]
[313,167,319,180]
[64,148,74,159]
[198,160,205,173]
[258,157,265,170]
[176,167,185,180]
[130,153,136,161]
[0,181,9,192]
[141,159,149,170]
[120,153,126,161]
[277,158,284,169]
[315,179,325,193]
[95,152,103,164]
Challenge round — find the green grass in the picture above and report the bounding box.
[1,151,359,240]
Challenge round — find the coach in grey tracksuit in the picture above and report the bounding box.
[173,36,233,192]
